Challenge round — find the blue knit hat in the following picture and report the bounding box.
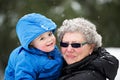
[16,13,57,49]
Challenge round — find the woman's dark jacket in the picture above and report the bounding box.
[59,47,119,80]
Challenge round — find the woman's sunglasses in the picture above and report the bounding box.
[60,42,88,48]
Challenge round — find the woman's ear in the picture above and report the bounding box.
[89,44,95,55]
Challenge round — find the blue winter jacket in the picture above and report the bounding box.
[4,13,63,80]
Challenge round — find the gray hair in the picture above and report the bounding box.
[57,17,102,48]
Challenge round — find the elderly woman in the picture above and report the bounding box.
[57,18,119,80]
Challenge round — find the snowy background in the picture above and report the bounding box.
[106,48,120,80]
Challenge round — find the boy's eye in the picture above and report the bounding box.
[48,32,53,36]
[39,37,44,41]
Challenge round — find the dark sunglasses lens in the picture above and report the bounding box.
[71,43,81,48]
[60,42,68,47]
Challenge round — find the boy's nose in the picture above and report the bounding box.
[47,37,52,42]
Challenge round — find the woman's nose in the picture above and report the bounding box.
[66,45,73,52]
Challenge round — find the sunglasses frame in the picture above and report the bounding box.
[60,41,88,48]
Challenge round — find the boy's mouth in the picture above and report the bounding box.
[47,42,54,46]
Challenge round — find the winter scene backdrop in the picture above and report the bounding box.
[0,0,120,80]
[106,48,120,80]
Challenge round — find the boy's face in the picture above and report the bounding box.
[31,31,56,52]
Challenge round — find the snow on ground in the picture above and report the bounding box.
[106,47,120,80]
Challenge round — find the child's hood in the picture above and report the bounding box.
[16,13,56,50]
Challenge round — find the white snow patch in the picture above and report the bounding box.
[106,47,120,80]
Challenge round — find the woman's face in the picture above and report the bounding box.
[60,32,94,64]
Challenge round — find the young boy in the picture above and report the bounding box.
[4,13,63,80]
